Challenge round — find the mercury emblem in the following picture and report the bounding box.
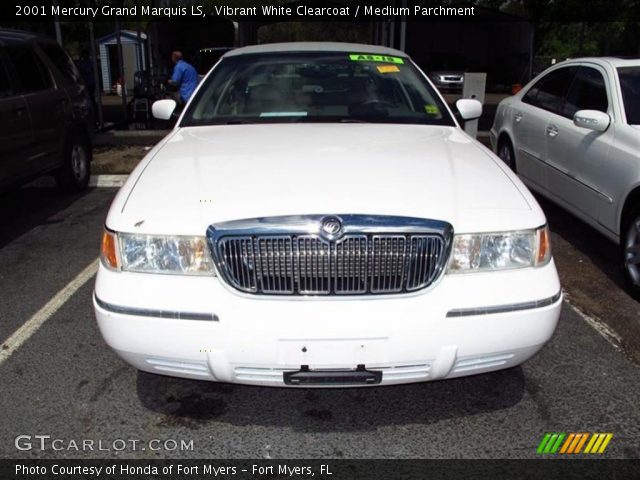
[321,217,342,237]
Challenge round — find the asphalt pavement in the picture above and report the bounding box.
[0,185,639,459]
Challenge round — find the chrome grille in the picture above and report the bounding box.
[209,215,451,296]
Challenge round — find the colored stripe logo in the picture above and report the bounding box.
[537,433,613,454]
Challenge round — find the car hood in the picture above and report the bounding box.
[108,124,543,236]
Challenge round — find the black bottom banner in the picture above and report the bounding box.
[2,459,640,480]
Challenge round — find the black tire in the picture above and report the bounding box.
[55,133,91,192]
[497,136,516,172]
[622,206,640,290]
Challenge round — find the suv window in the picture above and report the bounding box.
[5,43,53,93]
[0,51,13,98]
[38,42,82,85]
[523,66,577,114]
[562,66,608,118]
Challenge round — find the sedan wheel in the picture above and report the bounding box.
[498,141,515,171]
[70,144,88,182]
[55,135,91,192]
[624,215,640,286]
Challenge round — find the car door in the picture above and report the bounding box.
[512,66,578,191]
[0,45,33,188]
[545,65,614,224]
[4,40,68,175]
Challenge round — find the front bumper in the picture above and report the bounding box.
[432,80,463,91]
[94,261,561,387]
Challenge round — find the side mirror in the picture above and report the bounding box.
[573,110,610,132]
[152,99,177,120]
[455,98,483,121]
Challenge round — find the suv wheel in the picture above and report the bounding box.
[55,134,91,192]
[498,137,516,172]
[623,207,640,289]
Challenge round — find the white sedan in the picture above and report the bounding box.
[491,58,640,288]
[94,42,561,387]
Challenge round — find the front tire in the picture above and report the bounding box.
[55,134,91,192]
[622,207,640,290]
[498,137,516,172]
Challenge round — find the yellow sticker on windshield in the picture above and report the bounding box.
[425,104,440,115]
[377,65,400,73]
[349,53,404,64]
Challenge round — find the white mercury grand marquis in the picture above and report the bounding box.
[94,43,562,387]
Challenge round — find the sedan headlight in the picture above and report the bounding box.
[100,230,215,276]
[447,226,551,273]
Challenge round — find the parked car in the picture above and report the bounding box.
[490,58,640,289]
[0,29,93,192]
[429,70,465,92]
[95,42,561,387]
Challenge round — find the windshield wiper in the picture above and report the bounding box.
[339,118,370,123]
[217,118,371,125]
[225,119,255,125]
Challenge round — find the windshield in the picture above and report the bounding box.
[181,52,455,127]
[618,67,640,125]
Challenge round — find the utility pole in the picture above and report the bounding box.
[88,20,104,129]
[52,0,62,45]
[115,20,128,125]
[399,0,407,52]
[136,0,143,73]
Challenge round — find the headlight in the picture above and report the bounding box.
[100,230,216,276]
[447,226,551,273]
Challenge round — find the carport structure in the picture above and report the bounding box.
[229,1,534,90]
[44,0,533,128]
[395,7,535,90]
[97,29,148,93]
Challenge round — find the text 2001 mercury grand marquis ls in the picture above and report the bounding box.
[94,43,562,387]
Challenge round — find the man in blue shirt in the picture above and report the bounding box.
[169,51,198,104]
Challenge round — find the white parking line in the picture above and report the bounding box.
[564,294,623,350]
[89,175,128,188]
[0,259,99,367]
[29,175,128,188]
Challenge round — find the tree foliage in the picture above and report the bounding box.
[476,0,640,57]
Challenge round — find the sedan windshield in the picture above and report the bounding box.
[181,52,455,127]
[618,67,640,125]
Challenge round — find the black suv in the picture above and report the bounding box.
[0,29,93,192]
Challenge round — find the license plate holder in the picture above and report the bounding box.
[283,364,382,386]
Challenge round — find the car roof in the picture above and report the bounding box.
[224,42,408,58]
[199,47,234,52]
[0,28,55,44]
[599,57,640,68]
[556,56,640,68]
[0,29,35,40]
